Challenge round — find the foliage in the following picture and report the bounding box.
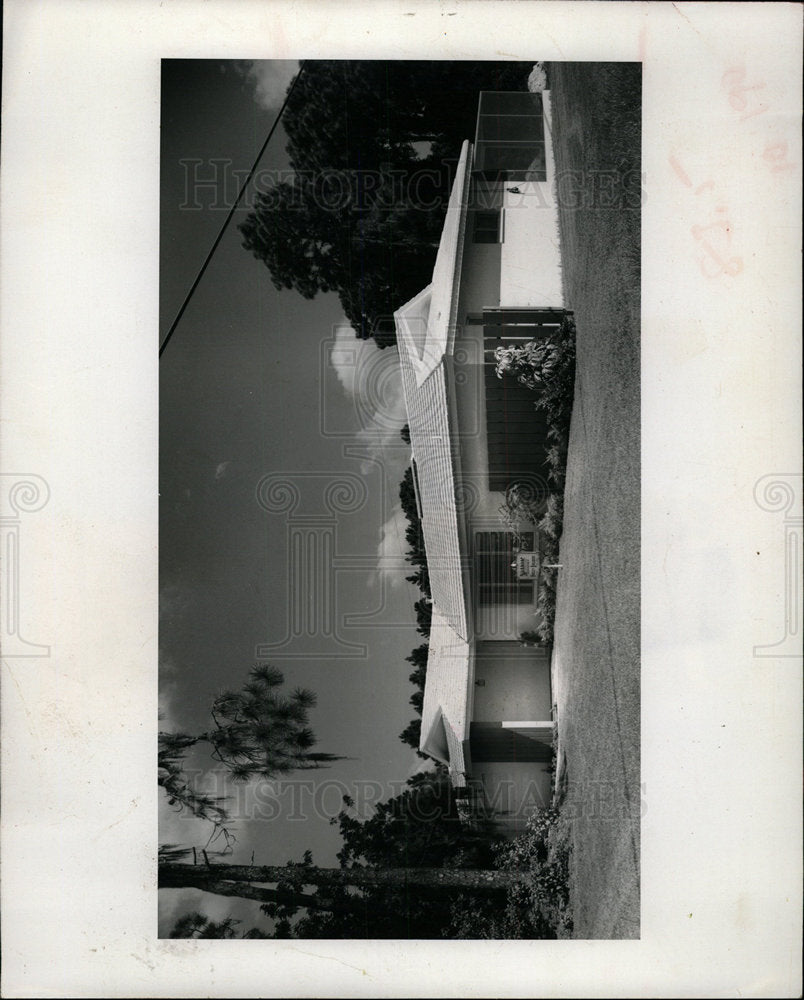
[240,60,530,346]
[204,664,341,778]
[169,911,269,939]
[399,466,430,595]
[397,462,436,754]
[335,769,497,871]
[448,884,558,939]
[158,734,231,830]
[163,777,573,940]
[398,716,423,753]
[535,568,559,645]
[406,643,429,687]
[448,806,573,938]
[413,597,432,638]
[494,314,576,432]
[286,769,502,938]
[527,62,549,93]
[494,338,563,392]
[159,664,343,842]
[164,770,505,940]
[497,482,544,548]
[494,316,576,645]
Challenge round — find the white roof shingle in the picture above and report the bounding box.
[394,142,474,770]
[419,609,471,782]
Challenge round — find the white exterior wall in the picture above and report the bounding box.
[499,91,563,308]
[472,644,552,721]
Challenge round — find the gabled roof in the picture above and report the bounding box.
[398,357,467,639]
[394,142,474,768]
[394,140,471,386]
[395,140,472,643]
[418,608,471,783]
[423,140,471,374]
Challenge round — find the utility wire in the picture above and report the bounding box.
[159,61,307,359]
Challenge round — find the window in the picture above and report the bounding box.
[472,210,501,244]
[474,531,534,606]
[473,91,547,182]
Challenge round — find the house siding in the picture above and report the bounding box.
[499,91,563,307]
[472,641,552,721]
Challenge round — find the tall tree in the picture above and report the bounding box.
[399,716,423,754]
[334,770,495,871]
[161,771,511,939]
[159,663,344,825]
[398,463,432,752]
[414,597,432,637]
[160,861,520,894]
[240,60,530,346]
[406,642,429,688]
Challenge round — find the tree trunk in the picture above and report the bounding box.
[170,873,365,916]
[159,862,519,893]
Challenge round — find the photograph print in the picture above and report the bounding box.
[158,59,641,940]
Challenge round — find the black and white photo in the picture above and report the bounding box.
[158,58,642,941]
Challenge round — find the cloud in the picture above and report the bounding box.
[329,320,409,474]
[370,503,412,592]
[329,321,363,396]
[329,320,414,585]
[239,60,300,112]
[159,650,184,728]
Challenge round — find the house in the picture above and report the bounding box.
[394,91,568,833]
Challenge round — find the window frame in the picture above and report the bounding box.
[473,530,534,606]
[471,209,503,245]
[473,91,547,183]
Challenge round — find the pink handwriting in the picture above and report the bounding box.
[669,155,743,279]
[723,65,796,174]
[722,66,768,122]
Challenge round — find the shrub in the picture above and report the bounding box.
[448,806,572,938]
[494,314,575,424]
[495,316,576,645]
[494,339,561,392]
[527,62,548,93]
[497,482,544,546]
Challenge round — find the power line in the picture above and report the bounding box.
[159,61,307,359]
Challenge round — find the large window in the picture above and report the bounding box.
[474,531,534,606]
[473,91,546,182]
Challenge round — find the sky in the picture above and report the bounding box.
[159,60,431,934]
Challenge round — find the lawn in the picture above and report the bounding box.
[546,62,642,938]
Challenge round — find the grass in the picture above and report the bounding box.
[545,62,642,939]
